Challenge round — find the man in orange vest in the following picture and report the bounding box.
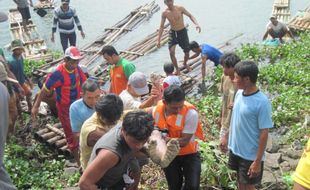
[152,85,204,190]
[101,45,135,95]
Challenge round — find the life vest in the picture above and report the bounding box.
[110,61,128,95]
[153,101,205,156]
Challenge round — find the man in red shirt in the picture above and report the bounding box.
[32,46,86,163]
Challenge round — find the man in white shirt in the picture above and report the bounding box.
[263,16,295,43]
[119,72,159,110]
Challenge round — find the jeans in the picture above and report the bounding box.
[60,32,76,52]
[163,152,201,190]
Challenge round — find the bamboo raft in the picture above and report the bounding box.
[8,8,53,62]
[32,1,160,78]
[272,0,291,23]
[288,5,310,32]
[33,0,54,10]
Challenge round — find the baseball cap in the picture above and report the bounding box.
[61,0,70,4]
[0,11,8,22]
[0,63,19,83]
[128,72,149,96]
[270,15,277,19]
[11,39,24,51]
[64,46,82,60]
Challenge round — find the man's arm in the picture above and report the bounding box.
[79,149,119,190]
[72,8,85,39]
[248,128,269,178]
[189,52,200,60]
[31,87,51,120]
[28,0,33,7]
[51,10,58,42]
[157,12,167,48]
[87,128,107,147]
[181,7,201,33]
[262,30,269,40]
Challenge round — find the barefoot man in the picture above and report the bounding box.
[157,0,201,75]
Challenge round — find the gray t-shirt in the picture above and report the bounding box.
[0,82,16,190]
[88,125,137,188]
[15,0,29,8]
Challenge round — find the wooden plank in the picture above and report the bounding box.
[104,27,132,31]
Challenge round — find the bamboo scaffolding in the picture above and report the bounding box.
[287,5,310,32]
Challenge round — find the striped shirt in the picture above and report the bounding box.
[52,6,83,34]
[44,63,86,106]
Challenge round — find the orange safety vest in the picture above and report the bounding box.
[110,64,128,95]
[153,101,205,156]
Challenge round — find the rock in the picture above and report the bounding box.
[279,161,291,172]
[63,187,79,190]
[282,155,300,170]
[285,148,303,159]
[266,135,280,153]
[265,152,282,169]
[65,159,79,168]
[292,140,303,150]
[64,167,79,175]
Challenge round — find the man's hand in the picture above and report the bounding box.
[219,136,228,153]
[195,25,201,33]
[248,161,261,178]
[156,40,161,48]
[51,34,55,43]
[31,106,39,121]
[81,31,85,39]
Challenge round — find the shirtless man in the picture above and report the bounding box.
[157,0,201,75]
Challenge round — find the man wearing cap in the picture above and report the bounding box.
[0,11,17,190]
[101,45,136,95]
[7,39,33,114]
[120,71,159,110]
[52,0,85,52]
[263,16,295,43]
[13,0,33,32]
[32,46,87,163]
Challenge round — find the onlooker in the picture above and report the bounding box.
[13,0,33,32]
[189,41,223,81]
[120,71,158,110]
[79,94,123,171]
[162,62,181,89]
[70,79,101,143]
[292,139,310,190]
[157,0,201,75]
[7,39,32,113]
[263,16,295,43]
[51,0,85,52]
[0,62,19,136]
[79,111,154,190]
[32,46,87,164]
[223,61,273,189]
[101,45,135,95]
[218,53,240,153]
[0,82,17,190]
[152,85,204,190]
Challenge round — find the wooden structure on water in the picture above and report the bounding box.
[272,0,291,23]
[8,9,53,62]
[32,1,160,78]
[288,5,310,32]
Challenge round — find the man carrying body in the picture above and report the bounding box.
[32,46,87,163]
[13,0,33,32]
[189,41,223,81]
[157,0,201,75]
[79,111,154,190]
[79,94,123,171]
[70,79,101,143]
[218,53,240,153]
[152,85,204,190]
[263,16,295,43]
[51,0,85,52]
[222,61,273,190]
[120,71,159,110]
[101,45,135,95]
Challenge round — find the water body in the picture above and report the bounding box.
[0,0,308,75]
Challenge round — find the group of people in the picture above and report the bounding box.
[0,0,309,190]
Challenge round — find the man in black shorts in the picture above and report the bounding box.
[157,0,201,75]
[13,0,33,32]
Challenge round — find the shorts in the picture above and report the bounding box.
[228,150,264,185]
[18,7,31,21]
[168,28,190,53]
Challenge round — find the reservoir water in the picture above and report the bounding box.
[0,0,308,75]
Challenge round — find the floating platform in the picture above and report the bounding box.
[272,0,291,23]
[8,8,53,62]
[288,5,310,32]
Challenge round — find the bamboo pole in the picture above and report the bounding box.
[55,139,67,148]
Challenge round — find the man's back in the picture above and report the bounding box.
[201,44,222,66]
[70,99,95,133]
